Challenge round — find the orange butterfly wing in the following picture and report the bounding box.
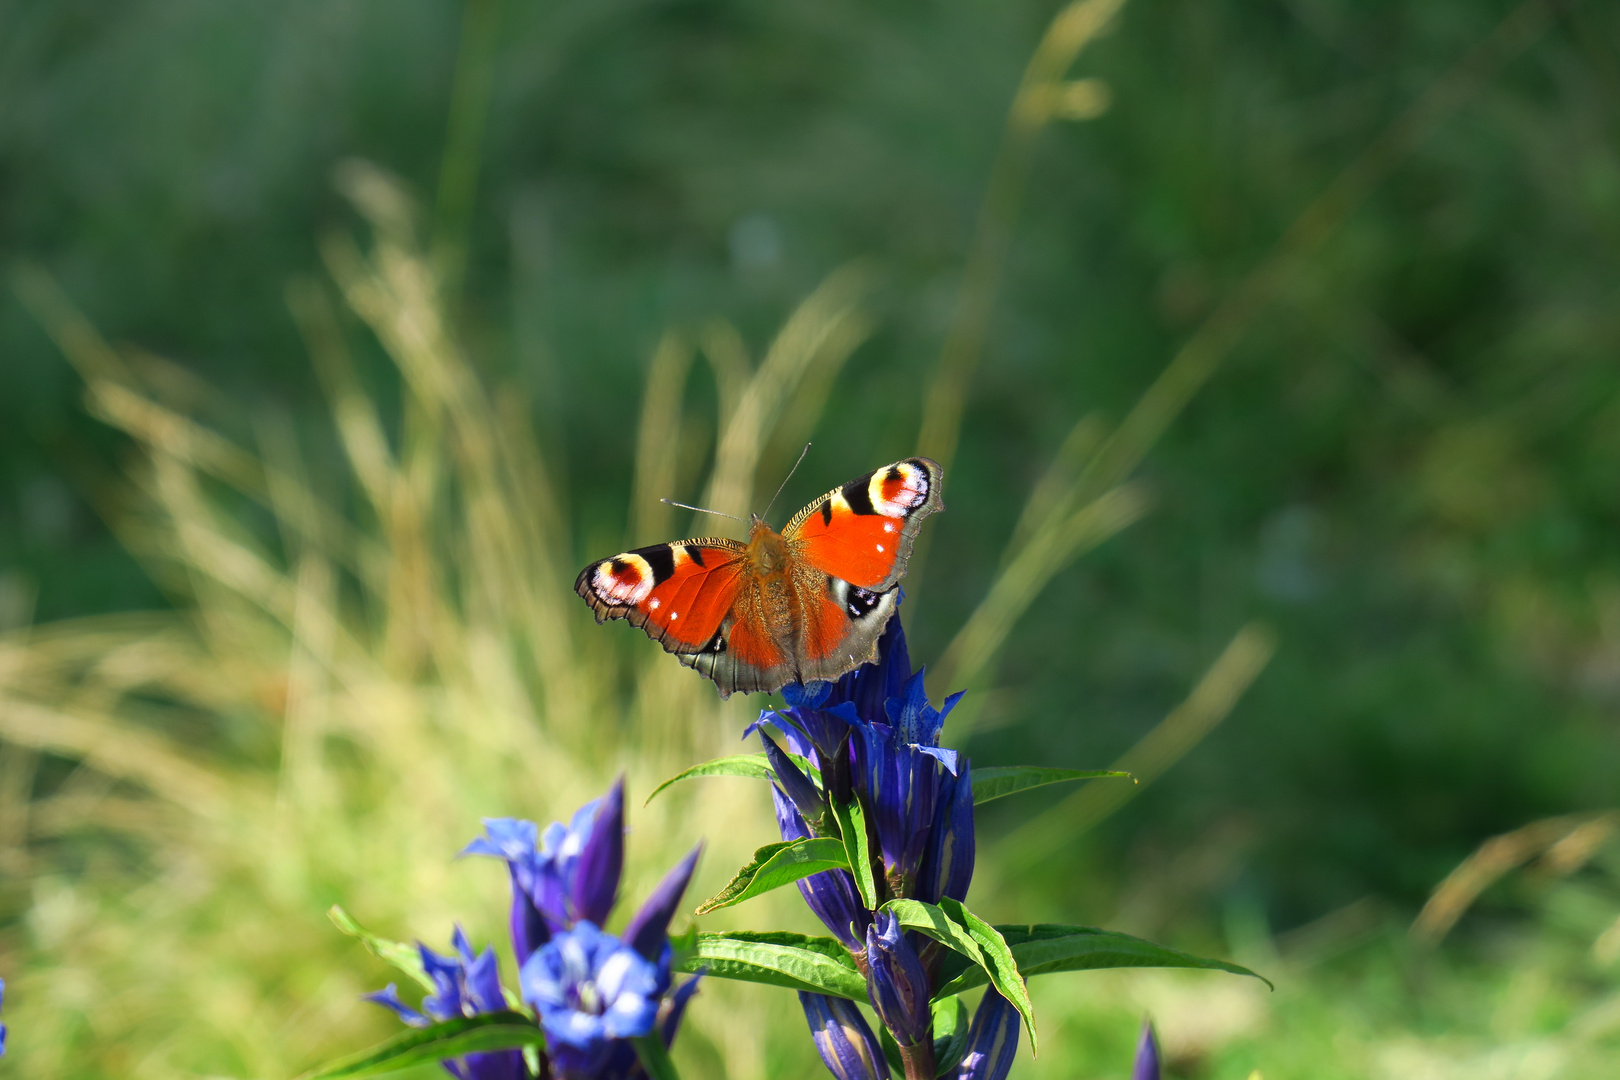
[575,539,748,654]
[575,458,945,696]
[785,457,944,589]
[784,457,945,676]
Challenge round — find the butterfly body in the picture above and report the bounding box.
[576,458,944,697]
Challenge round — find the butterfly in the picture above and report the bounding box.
[576,458,944,697]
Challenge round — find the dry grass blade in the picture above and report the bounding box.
[702,264,872,520]
[917,0,1128,474]
[1411,811,1619,945]
[936,482,1151,704]
[1002,623,1275,856]
[631,331,697,545]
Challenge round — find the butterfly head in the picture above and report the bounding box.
[745,516,790,575]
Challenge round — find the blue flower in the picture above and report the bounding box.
[1131,1020,1160,1080]
[463,778,627,957]
[1,975,7,1058]
[364,929,525,1080]
[520,921,665,1080]
[951,990,1019,1080]
[865,911,931,1047]
[799,992,891,1080]
[916,757,975,906]
[772,784,872,953]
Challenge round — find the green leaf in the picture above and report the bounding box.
[931,996,971,1077]
[646,754,774,805]
[328,905,433,993]
[833,797,879,909]
[969,766,1132,806]
[934,923,1273,998]
[673,930,867,1001]
[939,898,1038,1055]
[694,837,851,914]
[882,899,990,973]
[631,1034,682,1080]
[298,1012,543,1079]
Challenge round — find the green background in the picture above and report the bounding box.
[4,0,1619,1075]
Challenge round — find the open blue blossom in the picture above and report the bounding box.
[463,778,625,952]
[364,929,524,1080]
[952,991,1019,1080]
[799,992,891,1080]
[520,920,665,1080]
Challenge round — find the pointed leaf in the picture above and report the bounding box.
[328,905,433,993]
[970,767,1132,806]
[673,930,866,1000]
[695,838,850,914]
[298,1012,543,1079]
[646,755,775,805]
[939,898,1038,1055]
[832,797,878,910]
[934,923,1272,997]
[882,899,989,972]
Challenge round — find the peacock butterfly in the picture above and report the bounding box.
[576,457,944,697]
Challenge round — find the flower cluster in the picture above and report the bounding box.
[365,780,703,1080]
[752,615,1011,1080]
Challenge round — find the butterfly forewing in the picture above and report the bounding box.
[575,539,748,654]
[784,457,944,590]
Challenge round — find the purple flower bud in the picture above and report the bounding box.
[1132,1020,1160,1080]
[953,990,1019,1080]
[772,785,872,952]
[571,776,625,928]
[854,725,942,892]
[865,910,932,1047]
[799,992,892,1080]
[621,842,702,961]
[763,734,828,823]
[916,759,975,905]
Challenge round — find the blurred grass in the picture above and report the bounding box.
[3,0,1620,1076]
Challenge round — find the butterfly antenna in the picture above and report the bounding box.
[660,498,747,524]
[761,442,813,524]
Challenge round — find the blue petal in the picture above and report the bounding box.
[799,992,891,1080]
[953,991,1019,1080]
[622,844,703,961]
[571,777,625,927]
[363,984,430,1027]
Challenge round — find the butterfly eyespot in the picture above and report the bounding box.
[867,462,930,517]
[593,554,655,606]
[845,586,884,619]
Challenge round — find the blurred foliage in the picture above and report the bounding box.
[3,0,1620,1074]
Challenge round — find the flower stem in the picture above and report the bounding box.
[899,1039,936,1080]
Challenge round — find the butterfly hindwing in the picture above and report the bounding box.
[784,457,944,590]
[575,539,748,655]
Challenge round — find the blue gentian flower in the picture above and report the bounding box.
[772,784,872,953]
[952,990,1019,1080]
[463,778,627,957]
[520,920,665,1080]
[864,911,932,1047]
[916,757,975,905]
[799,992,891,1080]
[1132,1020,1160,1080]
[364,929,525,1080]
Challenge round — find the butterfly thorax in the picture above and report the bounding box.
[745,518,790,576]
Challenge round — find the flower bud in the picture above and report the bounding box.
[799,992,892,1080]
[952,990,1019,1080]
[865,910,932,1047]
